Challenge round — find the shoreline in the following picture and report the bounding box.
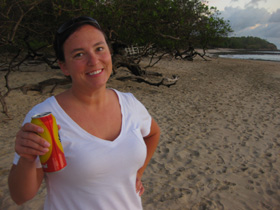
[204,48,280,62]
[205,48,280,54]
[217,56,280,63]
[1,57,280,210]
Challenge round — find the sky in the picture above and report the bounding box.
[202,0,280,49]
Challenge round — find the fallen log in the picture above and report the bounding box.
[20,78,71,94]
[116,75,178,88]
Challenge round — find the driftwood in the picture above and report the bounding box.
[175,47,208,61]
[145,52,170,68]
[112,54,145,76]
[112,52,179,87]
[116,75,178,87]
[20,78,71,94]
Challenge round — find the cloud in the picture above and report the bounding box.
[269,9,280,22]
[237,22,280,38]
[261,23,280,37]
[222,7,270,31]
[220,6,280,48]
[246,0,267,7]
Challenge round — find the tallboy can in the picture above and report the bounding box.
[31,112,67,172]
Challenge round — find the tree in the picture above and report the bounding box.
[1,0,232,64]
[209,36,277,50]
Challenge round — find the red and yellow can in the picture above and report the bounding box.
[31,112,67,172]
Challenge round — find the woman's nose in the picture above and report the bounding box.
[87,53,98,66]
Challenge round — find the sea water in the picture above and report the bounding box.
[217,51,280,62]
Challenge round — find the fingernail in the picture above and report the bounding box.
[44,141,51,147]
[38,127,44,133]
[41,148,49,154]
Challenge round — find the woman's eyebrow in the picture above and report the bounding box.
[93,41,106,46]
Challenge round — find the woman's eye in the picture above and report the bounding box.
[96,47,104,52]
[74,53,83,58]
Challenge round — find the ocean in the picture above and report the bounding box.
[215,50,280,62]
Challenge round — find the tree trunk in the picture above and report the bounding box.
[112,54,145,76]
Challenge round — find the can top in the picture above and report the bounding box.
[32,112,52,119]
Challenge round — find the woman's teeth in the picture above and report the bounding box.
[88,70,102,75]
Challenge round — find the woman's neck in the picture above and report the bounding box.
[56,86,110,112]
[72,86,108,106]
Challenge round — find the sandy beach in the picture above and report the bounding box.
[1,56,280,210]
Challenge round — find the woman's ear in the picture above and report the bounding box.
[58,61,70,76]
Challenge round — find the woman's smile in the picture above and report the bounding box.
[87,69,103,76]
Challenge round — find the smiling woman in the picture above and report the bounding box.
[58,25,112,92]
[8,16,160,210]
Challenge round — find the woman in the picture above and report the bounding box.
[8,16,160,210]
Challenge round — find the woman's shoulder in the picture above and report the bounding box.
[23,96,58,123]
[112,89,149,114]
[112,89,137,105]
[31,96,57,111]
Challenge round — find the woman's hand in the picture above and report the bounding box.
[15,123,50,162]
[136,172,144,196]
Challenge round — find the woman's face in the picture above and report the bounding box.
[59,24,112,91]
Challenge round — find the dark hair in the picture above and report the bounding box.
[53,16,108,62]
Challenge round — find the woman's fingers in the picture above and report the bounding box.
[17,137,49,154]
[21,122,44,133]
[136,178,145,196]
[15,123,50,160]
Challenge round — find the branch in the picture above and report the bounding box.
[175,48,210,61]
[9,0,44,42]
[109,29,118,40]
[0,48,22,117]
[116,75,178,88]
[145,52,169,68]
[159,33,180,40]
[0,91,9,119]
[20,78,71,94]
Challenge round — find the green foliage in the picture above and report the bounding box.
[29,40,49,49]
[209,36,277,50]
[0,0,233,55]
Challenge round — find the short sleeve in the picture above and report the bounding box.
[130,95,152,137]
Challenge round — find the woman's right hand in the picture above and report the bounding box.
[15,123,50,162]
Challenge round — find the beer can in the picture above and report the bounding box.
[31,112,67,172]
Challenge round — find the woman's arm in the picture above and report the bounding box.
[139,118,160,177]
[9,162,44,205]
[136,118,160,195]
[8,123,49,205]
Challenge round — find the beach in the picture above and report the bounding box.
[1,56,280,209]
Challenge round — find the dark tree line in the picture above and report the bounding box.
[209,36,277,50]
[0,0,232,64]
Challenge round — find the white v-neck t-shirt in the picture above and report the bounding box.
[13,90,152,210]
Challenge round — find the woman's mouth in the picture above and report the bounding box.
[87,69,103,76]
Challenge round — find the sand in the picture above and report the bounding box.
[0,56,280,210]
